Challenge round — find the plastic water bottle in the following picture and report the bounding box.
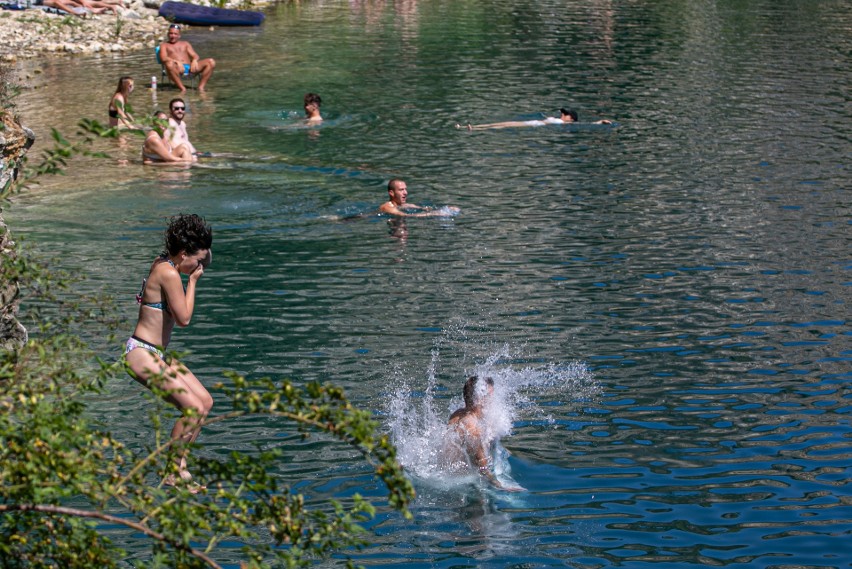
[151,76,157,90]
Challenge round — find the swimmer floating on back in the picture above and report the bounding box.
[458,107,612,130]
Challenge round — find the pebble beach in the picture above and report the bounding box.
[0,1,165,61]
[0,0,269,61]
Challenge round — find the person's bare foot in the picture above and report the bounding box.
[162,470,205,493]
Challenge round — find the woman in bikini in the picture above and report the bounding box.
[108,76,139,129]
[125,214,213,489]
[142,111,194,165]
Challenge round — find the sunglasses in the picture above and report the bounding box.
[171,106,185,111]
[169,24,181,30]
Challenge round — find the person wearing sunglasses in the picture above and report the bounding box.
[159,24,217,92]
[165,98,197,161]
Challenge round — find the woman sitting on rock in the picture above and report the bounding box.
[142,111,194,165]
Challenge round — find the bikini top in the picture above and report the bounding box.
[136,256,177,313]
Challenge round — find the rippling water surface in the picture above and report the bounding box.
[8,0,851,567]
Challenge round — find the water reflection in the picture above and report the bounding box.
[386,216,408,241]
[8,0,852,567]
[414,484,518,560]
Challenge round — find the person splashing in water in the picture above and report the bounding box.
[443,375,523,491]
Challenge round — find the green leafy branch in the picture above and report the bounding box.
[1,329,414,568]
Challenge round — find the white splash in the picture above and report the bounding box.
[386,344,598,488]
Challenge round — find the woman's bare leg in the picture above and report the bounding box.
[126,348,213,486]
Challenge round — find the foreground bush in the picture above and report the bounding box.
[0,86,414,567]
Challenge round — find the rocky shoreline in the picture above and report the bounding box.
[0,0,272,61]
[1,1,275,348]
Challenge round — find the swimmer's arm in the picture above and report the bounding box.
[466,121,528,130]
[402,204,461,217]
[473,448,523,492]
[470,441,515,491]
[380,202,459,217]
[380,202,423,216]
[400,203,435,214]
[462,419,491,471]
[160,263,200,327]
[462,420,523,492]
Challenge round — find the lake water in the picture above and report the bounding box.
[8,0,851,567]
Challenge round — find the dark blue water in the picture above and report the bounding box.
[9,0,851,566]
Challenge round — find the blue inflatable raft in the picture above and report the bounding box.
[158,1,265,27]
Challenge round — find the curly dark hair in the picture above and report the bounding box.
[304,92,322,106]
[163,214,212,256]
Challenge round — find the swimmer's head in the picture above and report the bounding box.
[560,108,578,122]
[304,92,322,107]
[463,375,494,408]
[387,178,408,205]
[164,213,213,258]
[304,92,322,118]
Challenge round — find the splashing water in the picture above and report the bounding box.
[386,344,599,488]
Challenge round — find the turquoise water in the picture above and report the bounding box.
[9,0,851,567]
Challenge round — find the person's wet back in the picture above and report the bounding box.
[442,376,523,491]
